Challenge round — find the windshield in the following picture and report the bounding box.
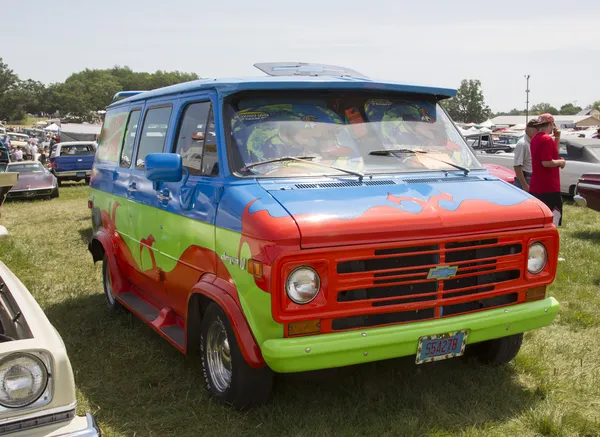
[8,134,28,141]
[7,163,44,173]
[227,93,482,177]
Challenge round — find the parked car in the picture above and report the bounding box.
[464,133,518,154]
[48,141,96,185]
[0,172,17,211]
[88,62,559,409]
[479,138,600,196]
[5,162,59,200]
[0,262,100,436]
[483,163,515,183]
[574,173,600,212]
[6,133,29,148]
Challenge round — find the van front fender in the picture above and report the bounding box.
[189,280,265,368]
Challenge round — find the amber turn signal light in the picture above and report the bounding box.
[287,319,321,336]
[247,259,263,277]
[525,286,546,302]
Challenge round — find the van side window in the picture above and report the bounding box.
[135,106,172,170]
[174,102,219,176]
[120,109,141,168]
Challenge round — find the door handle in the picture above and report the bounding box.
[126,182,137,197]
[157,188,170,204]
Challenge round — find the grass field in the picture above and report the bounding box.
[0,185,599,437]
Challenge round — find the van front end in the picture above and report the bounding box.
[260,229,559,373]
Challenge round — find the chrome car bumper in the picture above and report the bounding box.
[574,195,587,207]
[5,412,100,437]
[54,171,90,178]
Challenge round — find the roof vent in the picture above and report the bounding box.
[254,62,368,79]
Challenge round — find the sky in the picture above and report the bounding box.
[3,0,600,112]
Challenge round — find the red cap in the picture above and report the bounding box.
[534,113,555,125]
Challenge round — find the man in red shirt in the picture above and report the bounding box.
[529,113,566,225]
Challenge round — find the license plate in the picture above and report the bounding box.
[416,330,468,364]
[76,172,86,178]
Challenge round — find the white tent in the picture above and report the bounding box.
[479,127,492,133]
[44,123,59,133]
[479,119,495,128]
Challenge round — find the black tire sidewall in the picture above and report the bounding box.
[102,255,122,312]
[199,303,272,409]
[200,304,238,401]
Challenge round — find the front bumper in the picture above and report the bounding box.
[54,171,90,179]
[9,413,100,437]
[261,297,559,373]
[574,195,587,207]
[7,187,55,199]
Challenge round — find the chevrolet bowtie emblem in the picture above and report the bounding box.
[428,265,458,280]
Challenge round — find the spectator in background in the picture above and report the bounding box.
[14,147,23,162]
[530,113,565,226]
[1,135,10,148]
[513,119,538,191]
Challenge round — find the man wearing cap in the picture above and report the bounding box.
[513,119,538,191]
[529,113,566,225]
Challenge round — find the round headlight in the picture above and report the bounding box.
[286,267,320,304]
[0,353,49,408]
[528,242,547,274]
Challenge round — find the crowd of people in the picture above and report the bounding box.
[0,132,60,166]
[512,113,565,226]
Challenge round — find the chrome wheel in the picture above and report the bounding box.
[103,261,116,305]
[206,318,232,392]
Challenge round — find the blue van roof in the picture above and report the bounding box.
[108,75,457,108]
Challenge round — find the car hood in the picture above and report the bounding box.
[11,172,55,190]
[258,174,552,248]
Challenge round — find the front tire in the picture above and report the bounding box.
[50,187,59,198]
[102,255,123,313]
[471,333,523,366]
[200,303,272,409]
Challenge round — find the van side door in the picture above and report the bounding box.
[155,95,221,317]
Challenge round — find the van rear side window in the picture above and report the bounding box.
[135,106,172,169]
[120,110,141,168]
[96,109,129,163]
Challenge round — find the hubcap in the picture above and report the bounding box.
[206,319,232,392]
[104,263,115,305]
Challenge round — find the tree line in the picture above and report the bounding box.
[442,79,600,123]
[0,58,199,122]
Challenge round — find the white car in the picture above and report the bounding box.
[477,138,600,196]
[0,262,100,436]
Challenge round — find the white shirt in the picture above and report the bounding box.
[513,135,532,174]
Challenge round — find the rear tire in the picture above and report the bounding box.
[472,333,523,366]
[102,255,123,313]
[85,177,90,185]
[200,303,272,409]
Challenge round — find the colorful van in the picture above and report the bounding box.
[88,63,560,409]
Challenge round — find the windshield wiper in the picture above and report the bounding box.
[242,155,366,180]
[369,149,470,175]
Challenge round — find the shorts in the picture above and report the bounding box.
[531,192,563,226]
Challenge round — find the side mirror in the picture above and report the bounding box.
[145,153,183,183]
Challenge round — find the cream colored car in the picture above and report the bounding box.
[0,262,100,436]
